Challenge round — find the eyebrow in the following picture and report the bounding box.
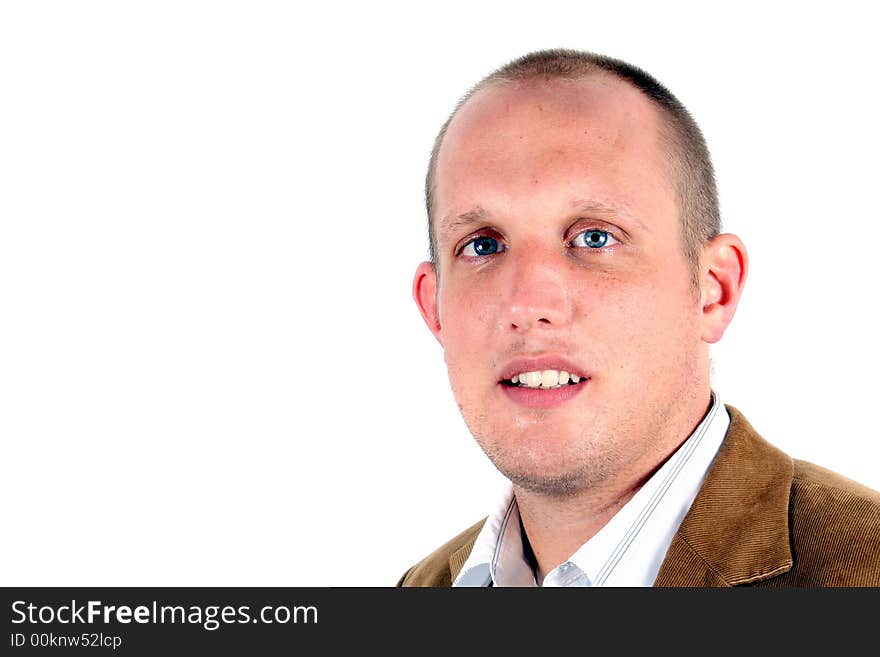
[438,199,648,241]
[570,199,648,232]
[440,207,490,239]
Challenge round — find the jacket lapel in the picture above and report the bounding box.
[654,405,794,586]
[448,531,480,585]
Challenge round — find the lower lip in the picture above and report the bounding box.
[499,379,589,409]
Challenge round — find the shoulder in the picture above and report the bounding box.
[790,458,880,532]
[397,519,486,587]
[791,459,880,563]
[779,459,880,586]
[792,458,880,507]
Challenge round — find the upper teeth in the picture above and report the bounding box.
[510,370,581,388]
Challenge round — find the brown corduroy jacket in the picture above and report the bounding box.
[398,406,880,587]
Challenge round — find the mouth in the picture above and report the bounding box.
[500,369,585,390]
[497,358,591,409]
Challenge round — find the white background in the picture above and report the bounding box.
[1,1,878,587]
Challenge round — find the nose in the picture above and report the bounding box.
[502,245,573,332]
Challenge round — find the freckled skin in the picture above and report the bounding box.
[416,76,714,498]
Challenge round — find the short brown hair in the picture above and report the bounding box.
[425,49,720,288]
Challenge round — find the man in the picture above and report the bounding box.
[400,49,880,587]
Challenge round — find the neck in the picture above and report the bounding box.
[514,469,647,582]
[515,391,714,583]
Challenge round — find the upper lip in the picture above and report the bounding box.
[499,355,589,382]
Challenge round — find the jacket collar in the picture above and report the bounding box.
[448,405,794,586]
[653,405,794,586]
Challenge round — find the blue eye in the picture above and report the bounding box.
[572,229,617,249]
[461,236,502,257]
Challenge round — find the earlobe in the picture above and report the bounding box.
[413,261,443,345]
[700,234,748,344]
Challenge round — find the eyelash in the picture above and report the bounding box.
[457,227,620,258]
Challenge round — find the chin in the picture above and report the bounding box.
[488,445,616,498]
[503,464,607,498]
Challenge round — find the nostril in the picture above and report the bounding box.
[511,317,552,330]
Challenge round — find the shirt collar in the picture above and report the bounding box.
[453,391,729,587]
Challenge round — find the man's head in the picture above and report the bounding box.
[413,49,747,498]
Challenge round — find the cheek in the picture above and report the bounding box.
[438,285,500,384]
[577,269,699,367]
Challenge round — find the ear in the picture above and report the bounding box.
[699,233,748,344]
[413,261,443,345]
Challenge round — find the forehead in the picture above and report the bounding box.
[434,75,674,237]
[448,74,660,140]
